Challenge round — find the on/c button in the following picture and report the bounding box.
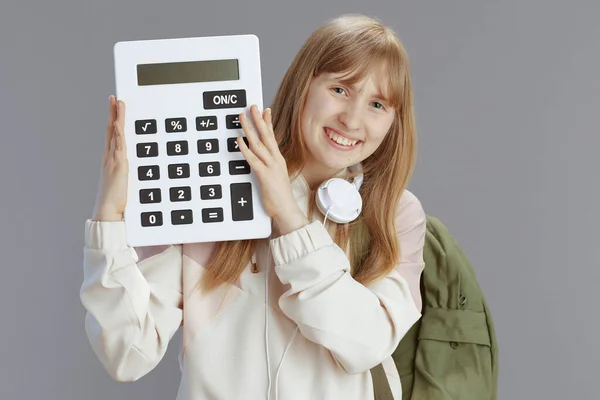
[203,89,247,109]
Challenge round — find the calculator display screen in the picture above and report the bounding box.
[137,59,239,86]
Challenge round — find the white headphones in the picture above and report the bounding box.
[315,163,364,224]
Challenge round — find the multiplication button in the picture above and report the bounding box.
[227,137,249,152]
[202,208,224,223]
[231,182,253,221]
[141,211,162,227]
[171,209,193,225]
[196,116,217,131]
[135,119,157,135]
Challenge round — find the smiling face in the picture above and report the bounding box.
[299,66,396,187]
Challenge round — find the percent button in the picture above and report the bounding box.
[165,118,187,133]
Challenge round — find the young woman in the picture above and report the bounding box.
[81,13,426,400]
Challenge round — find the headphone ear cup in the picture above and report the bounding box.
[315,178,362,224]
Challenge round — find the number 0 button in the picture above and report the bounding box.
[141,211,162,227]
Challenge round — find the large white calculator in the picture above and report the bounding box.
[113,34,272,247]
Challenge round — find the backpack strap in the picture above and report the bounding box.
[371,363,394,400]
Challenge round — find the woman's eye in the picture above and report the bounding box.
[333,87,345,95]
[372,102,384,110]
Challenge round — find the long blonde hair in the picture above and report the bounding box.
[199,13,418,292]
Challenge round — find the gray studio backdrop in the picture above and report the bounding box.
[1,0,597,399]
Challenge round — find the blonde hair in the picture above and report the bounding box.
[198,13,418,292]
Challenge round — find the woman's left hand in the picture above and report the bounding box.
[237,105,308,234]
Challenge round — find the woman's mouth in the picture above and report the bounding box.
[324,128,362,150]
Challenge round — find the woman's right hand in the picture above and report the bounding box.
[91,95,129,221]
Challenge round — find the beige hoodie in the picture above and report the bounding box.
[80,172,426,400]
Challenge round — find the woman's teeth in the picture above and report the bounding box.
[326,129,359,147]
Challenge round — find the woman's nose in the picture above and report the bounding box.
[338,102,364,131]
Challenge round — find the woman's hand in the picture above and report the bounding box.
[91,95,129,221]
[237,105,308,235]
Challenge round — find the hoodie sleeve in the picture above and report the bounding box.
[270,190,426,374]
[79,219,183,382]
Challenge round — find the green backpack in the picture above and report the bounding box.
[371,215,499,400]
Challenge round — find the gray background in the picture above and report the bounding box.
[1,0,597,399]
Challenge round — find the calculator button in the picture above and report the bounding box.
[200,184,222,200]
[139,188,161,204]
[165,117,187,133]
[202,208,224,223]
[137,142,159,157]
[167,140,189,156]
[231,182,254,221]
[199,162,221,177]
[229,160,251,175]
[171,209,193,225]
[227,137,249,152]
[197,139,219,154]
[196,116,218,131]
[135,119,157,135]
[141,211,162,227]
[170,186,192,202]
[203,89,247,109]
[168,163,190,179]
[138,165,160,180]
[226,114,242,129]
